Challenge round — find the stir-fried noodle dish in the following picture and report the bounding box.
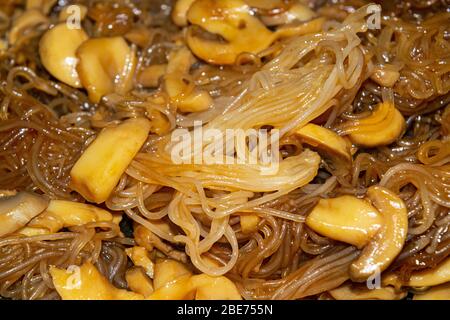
[0,0,449,300]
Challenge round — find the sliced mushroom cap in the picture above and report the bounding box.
[70,118,151,203]
[341,102,406,148]
[407,258,450,287]
[0,191,49,237]
[76,37,136,103]
[185,0,323,65]
[239,213,261,234]
[153,259,192,290]
[165,47,213,112]
[172,0,196,26]
[186,0,274,65]
[350,186,408,282]
[329,283,407,300]
[50,262,144,300]
[413,282,450,300]
[150,259,241,300]
[306,195,383,248]
[39,23,89,88]
[126,246,155,279]
[296,124,352,161]
[370,65,400,88]
[25,199,113,234]
[261,3,317,26]
[126,267,154,298]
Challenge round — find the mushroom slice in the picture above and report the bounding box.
[306,195,383,248]
[149,259,242,300]
[190,274,242,300]
[125,246,155,279]
[172,0,196,26]
[134,224,187,262]
[126,267,154,298]
[165,47,213,112]
[153,259,192,290]
[70,118,151,203]
[9,9,49,45]
[296,123,352,161]
[413,282,450,300]
[0,191,49,237]
[39,23,88,88]
[350,186,408,282]
[76,37,136,103]
[329,283,407,300]
[137,64,167,88]
[186,0,323,65]
[370,64,400,88]
[50,262,144,300]
[261,3,317,26]
[24,200,112,234]
[407,258,450,288]
[186,0,273,65]
[239,214,261,234]
[340,102,406,148]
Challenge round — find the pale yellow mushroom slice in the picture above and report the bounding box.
[350,186,408,282]
[260,3,317,26]
[413,282,450,300]
[125,246,155,278]
[239,214,261,234]
[165,47,213,112]
[408,258,450,287]
[76,37,137,103]
[70,118,151,203]
[342,102,406,148]
[137,64,167,88]
[50,262,144,300]
[172,0,196,26]
[370,65,400,88]
[39,23,88,88]
[306,195,383,248]
[21,200,113,235]
[190,274,242,300]
[0,39,7,53]
[329,283,407,300]
[134,224,187,262]
[186,0,274,65]
[148,259,195,300]
[0,191,49,237]
[9,9,49,45]
[296,123,352,162]
[125,267,154,298]
[148,275,194,300]
[148,259,242,300]
[153,259,192,290]
[186,0,324,65]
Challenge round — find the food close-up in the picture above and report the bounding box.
[0,0,449,300]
